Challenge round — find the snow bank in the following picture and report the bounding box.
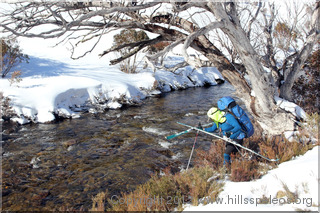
[1,70,154,123]
[0,58,224,124]
[155,66,223,92]
[0,17,225,124]
[183,146,319,212]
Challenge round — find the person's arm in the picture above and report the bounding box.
[205,123,217,132]
[226,114,242,139]
[230,131,241,139]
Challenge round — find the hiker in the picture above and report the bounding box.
[199,107,245,165]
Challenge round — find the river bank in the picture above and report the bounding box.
[1,84,236,211]
[0,55,224,125]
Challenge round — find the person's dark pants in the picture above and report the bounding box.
[224,139,243,165]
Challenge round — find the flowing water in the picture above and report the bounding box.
[1,83,236,211]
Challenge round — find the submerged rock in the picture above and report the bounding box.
[62,139,77,148]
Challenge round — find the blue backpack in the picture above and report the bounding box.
[217,96,254,138]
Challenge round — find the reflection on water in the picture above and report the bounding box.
[1,83,235,210]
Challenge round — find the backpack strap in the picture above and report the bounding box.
[228,101,237,109]
[225,107,248,137]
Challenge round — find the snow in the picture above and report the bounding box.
[274,96,307,120]
[183,146,319,212]
[1,3,318,212]
[0,32,224,124]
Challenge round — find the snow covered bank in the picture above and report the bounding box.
[0,56,223,124]
[183,146,319,212]
[0,23,224,124]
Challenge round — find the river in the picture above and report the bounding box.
[1,83,236,211]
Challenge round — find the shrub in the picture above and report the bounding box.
[1,38,29,78]
[258,135,315,164]
[112,29,149,73]
[91,133,316,211]
[230,158,262,182]
[0,91,16,120]
[8,70,22,86]
[104,165,223,211]
[273,22,298,51]
[194,140,225,170]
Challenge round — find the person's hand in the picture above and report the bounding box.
[197,122,203,130]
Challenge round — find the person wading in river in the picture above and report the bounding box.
[199,107,245,167]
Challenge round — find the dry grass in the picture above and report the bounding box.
[90,191,107,211]
[194,140,225,170]
[258,135,315,164]
[103,165,223,211]
[229,158,262,182]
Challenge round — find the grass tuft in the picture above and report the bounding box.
[104,165,224,211]
[230,158,262,182]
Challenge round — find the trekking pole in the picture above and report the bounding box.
[186,123,201,170]
[166,122,213,140]
[235,144,245,159]
[177,122,279,162]
[186,130,199,170]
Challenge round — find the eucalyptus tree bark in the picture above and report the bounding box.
[206,2,296,135]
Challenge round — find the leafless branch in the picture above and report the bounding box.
[101,35,163,58]
[108,36,164,65]
[145,38,184,61]
[182,21,224,68]
[247,2,262,38]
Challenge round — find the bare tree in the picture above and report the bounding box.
[1,1,319,136]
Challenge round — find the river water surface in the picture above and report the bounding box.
[2,83,236,210]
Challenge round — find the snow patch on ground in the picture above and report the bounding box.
[183,146,319,212]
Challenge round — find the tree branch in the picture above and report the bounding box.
[247,2,262,38]
[100,35,163,58]
[145,38,184,61]
[0,1,161,38]
[108,36,164,65]
[182,21,225,68]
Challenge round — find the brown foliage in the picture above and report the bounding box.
[273,22,298,50]
[106,165,222,211]
[258,135,315,164]
[1,38,29,78]
[113,29,149,48]
[148,41,171,54]
[194,140,225,170]
[9,70,22,85]
[230,159,262,182]
[90,191,107,211]
[274,22,297,40]
[112,29,149,73]
[0,91,16,119]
